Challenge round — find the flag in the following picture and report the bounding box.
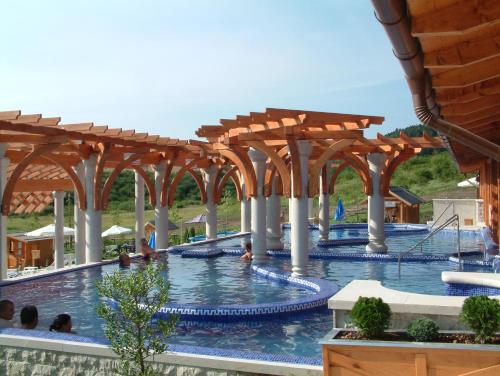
[334,198,345,221]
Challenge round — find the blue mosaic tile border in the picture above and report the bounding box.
[445,283,500,296]
[147,265,339,321]
[181,248,224,258]
[448,256,493,267]
[317,238,369,247]
[0,328,321,366]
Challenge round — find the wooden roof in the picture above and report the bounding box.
[406,0,500,166]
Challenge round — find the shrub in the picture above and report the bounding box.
[459,295,500,344]
[350,297,391,338]
[183,228,190,243]
[407,318,439,342]
[190,227,196,238]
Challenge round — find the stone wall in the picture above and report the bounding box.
[0,345,262,376]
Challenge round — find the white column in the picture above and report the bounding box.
[203,165,218,240]
[84,154,103,263]
[248,148,268,263]
[53,191,65,269]
[0,145,10,280]
[73,163,86,265]
[266,177,283,249]
[319,164,330,241]
[154,161,169,250]
[240,173,251,233]
[135,171,145,253]
[366,153,388,253]
[308,197,315,220]
[291,141,312,277]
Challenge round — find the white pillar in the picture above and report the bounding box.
[366,153,388,253]
[308,197,315,220]
[203,165,218,240]
[240,173,251,233]
[266,177,283,249]
[154,161,169,250]
[291,141,312,277]
[319,164,330,241]
[84,154,103,263]
[73,163,86,265]
[0,145,10,280]
[135,171,145,253]
[248,148,268,263]
[53,191,65,269]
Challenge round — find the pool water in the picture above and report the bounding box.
[0,227,491,361]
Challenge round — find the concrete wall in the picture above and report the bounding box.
[432,199,483,228]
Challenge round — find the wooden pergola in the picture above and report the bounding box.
[196,108,444,200]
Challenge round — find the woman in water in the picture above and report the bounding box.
[240,243,253,261]
[49,313,75,334]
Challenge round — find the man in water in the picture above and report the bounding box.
[118,253,130,267]
[0,300,15,328]
[240,243,253,261]
[141,238,159,260]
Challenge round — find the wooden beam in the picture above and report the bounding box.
[440,93,500,115]
[436,76,500,104]
[445,103,500,124]
[432,54,500,88]
[411,0,500,36]
[13,179,74,192]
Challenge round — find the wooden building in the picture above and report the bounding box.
[386,186,424,224]
[7,233,54,269]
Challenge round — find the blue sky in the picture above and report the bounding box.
[0,0,416,140]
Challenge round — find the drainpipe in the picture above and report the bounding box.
[372,0,500,162]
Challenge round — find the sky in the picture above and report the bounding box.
[0,0,417,141]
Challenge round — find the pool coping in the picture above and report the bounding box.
[0,329,323,374]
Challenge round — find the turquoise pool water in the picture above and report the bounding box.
[0,226,491,361]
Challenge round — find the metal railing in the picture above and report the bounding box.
[430,201,455,231]
[398,214,461,273]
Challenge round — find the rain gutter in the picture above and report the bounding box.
[372,0,500,162]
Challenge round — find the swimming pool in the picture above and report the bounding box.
[0,225,493,362]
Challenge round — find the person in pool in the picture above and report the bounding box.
[240,243,253,261]
[118,253,130,267]
[20,305,38,330]
[49,313,75,334]
[141,238,158,261]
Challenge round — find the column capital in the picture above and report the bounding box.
[296,140,312,159]
[153,159,167,172]
[202,164,219,176]
[248,147,267,163]
[367,152,387,167]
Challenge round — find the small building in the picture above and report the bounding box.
[144,220,179,240]
[7,233,54,269]
[385,186,424,224]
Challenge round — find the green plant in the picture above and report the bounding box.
[96,264,178,375]
[459,295,500,344]
[190,227,196,238]
[350,297,391,338]
[183,228,190,243]
[407,318,439,342]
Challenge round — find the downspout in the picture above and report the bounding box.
[372,0,500,162]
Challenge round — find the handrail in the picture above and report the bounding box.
[430,201,455,231]
[398,214,460,272]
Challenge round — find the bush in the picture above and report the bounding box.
[407,318,439,342]
[190,227,196,238]
[350,297,391,338]
[459,295,500,343]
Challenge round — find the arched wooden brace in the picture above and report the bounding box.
[380,149,419,195]
[263,146,289,197]
[215,145,256,198]
[101,153,144,210]
[342,153,372,194]
[308,139,355,197]
[286,137,302,198]
[130,165,156,208]
[2,143,59,215]
[93,143,111,210]
[246,141,291,198]
[328,161,366,194]
[40,155,86,211]
[159,153,179,207]
[166,159,208,208]
[214,166,243,204]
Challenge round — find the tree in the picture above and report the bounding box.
[95,264,178,375]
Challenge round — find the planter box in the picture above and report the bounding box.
[321,329,500,376]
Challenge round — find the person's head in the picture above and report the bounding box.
[49,314,72,333]
[0,300,14,321]
[118,253,130,267]
[245,243,252,253]
[20,305,38,329]
[141,238,148,244]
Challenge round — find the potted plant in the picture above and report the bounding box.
[321,296,500,375]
